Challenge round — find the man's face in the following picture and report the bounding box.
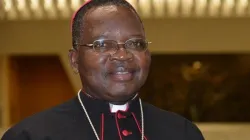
[70,5,151,103]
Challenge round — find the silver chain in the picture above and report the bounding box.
[77,90,144,140]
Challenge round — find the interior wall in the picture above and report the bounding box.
[1,18,249,93]
[8,56,76,125]
[0,19,250,55]
[59,53,82,92]
[144,18,250,53]
[0,56,4,127]
[0,55,9,129]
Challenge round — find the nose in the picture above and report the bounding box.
[109,45,133,61]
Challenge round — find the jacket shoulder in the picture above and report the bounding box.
[143,102,204,140]
[1,98,79,139]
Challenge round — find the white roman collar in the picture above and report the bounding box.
[109,93,139,113]
[109,103,128,113]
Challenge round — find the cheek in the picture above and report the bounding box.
[135,52,151,77]
[79,52,109,76]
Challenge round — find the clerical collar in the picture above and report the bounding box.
[109,103,128,113]
[109,93,139,112]
[78,90,140,115]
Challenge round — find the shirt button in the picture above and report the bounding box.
[118,112,126,119]
[122,130,132,136]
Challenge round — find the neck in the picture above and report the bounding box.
[77,89,141,115]
[81,88,139,105]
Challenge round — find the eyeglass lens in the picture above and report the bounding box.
[92,38,148,54]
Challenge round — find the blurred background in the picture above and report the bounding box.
[1,0,250,139]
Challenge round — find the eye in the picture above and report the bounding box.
[93,40,116,52]
[94,41,107,48]
[126,39,147,51]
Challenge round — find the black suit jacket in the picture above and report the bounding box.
[2,93,204,140]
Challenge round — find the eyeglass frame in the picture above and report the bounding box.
[73,38,152,54]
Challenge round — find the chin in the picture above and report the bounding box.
[108,90,136,102]
[104,82,139,101]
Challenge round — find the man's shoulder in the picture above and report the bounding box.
[143,102,204,140]
[143,102,188,122]
[2,98,79,139]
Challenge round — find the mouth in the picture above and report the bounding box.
[108,71,135,82]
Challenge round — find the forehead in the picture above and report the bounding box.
[82,5,144,41]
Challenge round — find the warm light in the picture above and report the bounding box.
[57,0,67,10]
[16,0,26,11]
[71,0,81,11]
[16,0,30,19]
[57,0,70,18]
[1,0,250,20]
[0,0,4,19]
[138,0,151,18]
[209,0,222,17]
[4,0,12,11]
[222,0,234,17]
[195,0,207,17]
[166,0,180,17]
[4,0,18,20]
[31,0,43,19]
[193,61,202,70]
[30,0,40,10]
[236,0,248,16]
[44,0,53,10]
[44,0,57,19]
[152,0,165,17]
[181,0,193,17]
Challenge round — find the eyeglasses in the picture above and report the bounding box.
[77,38,151,55]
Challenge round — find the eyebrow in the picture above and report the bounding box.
[129,34,145,38]
[92,34,145,40]
[92,35,108,40]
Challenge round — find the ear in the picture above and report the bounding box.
[68,48,79,74]
[145,49,152,66]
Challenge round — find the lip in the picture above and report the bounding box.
[109,71,134,82]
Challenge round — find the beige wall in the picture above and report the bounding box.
[198,123,250,140]
[0,55,9,129]
[144,18,250,53]
[1,18,250,92]
[1,19,250,55]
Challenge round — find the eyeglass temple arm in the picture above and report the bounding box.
[70,41,151,51]
[116,41,152,45]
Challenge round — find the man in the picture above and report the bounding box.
[2,0,204,139]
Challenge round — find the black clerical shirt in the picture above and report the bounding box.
[2,92,204,140]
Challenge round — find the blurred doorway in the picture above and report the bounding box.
[8,55,75,125]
